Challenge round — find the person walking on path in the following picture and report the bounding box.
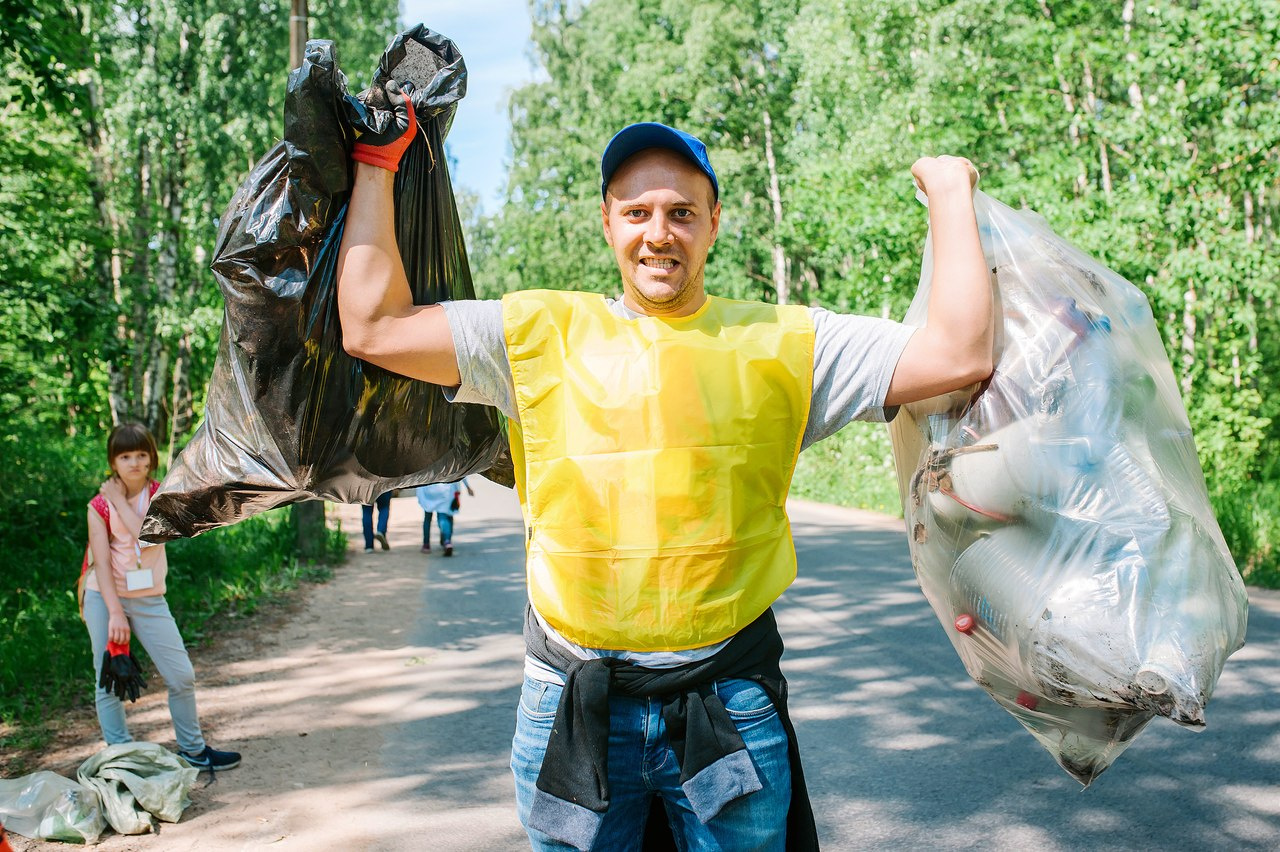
[337,91,988,850]
[362,491,392,553]
[417,479,475,556]
[83,422,242,772]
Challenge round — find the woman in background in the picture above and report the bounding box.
[416,478,474,557]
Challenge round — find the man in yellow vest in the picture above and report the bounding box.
[338,87,989,850]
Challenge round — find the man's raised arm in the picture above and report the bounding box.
[884,155,993,407]
[336,82,461,387]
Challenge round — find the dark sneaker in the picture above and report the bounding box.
[420,544,431,553]
[180,745,241,771]
[374,531,389,550]
[443,545,453,557]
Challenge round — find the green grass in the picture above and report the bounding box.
[790,421,903,516]
[1213,483,1280,589]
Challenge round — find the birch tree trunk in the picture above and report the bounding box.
[762,107,788,305]
[1181,286,1196,399]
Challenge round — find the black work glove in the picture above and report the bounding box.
[352,80,417,172]
[100,641,148,702]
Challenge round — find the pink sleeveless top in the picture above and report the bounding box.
[85,483,168,598]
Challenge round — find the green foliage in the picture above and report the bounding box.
[791,422,901,516]
[0,426,104,727]
[0,0,400,444]
[1213,483,1280,589]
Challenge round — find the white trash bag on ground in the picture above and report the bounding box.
[887,189,1248,785]
[76,742,199,835]
[0,770,106,844]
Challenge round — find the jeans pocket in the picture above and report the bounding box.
[518,675,562,723]
[716,678,778,723]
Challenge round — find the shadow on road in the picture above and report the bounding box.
[782,507,1280,851]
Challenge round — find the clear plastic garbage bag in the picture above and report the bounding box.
[887,189,1248,786]
[140,25,512,543]
[76,742,198,835]
[0,771,105,844]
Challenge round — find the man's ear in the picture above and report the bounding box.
[709,200,722,246]
[601,199,613,246]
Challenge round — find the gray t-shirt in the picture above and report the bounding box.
[442,297,915,446]
[439,296,915,673]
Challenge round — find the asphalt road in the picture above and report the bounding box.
[381,476,1280,851]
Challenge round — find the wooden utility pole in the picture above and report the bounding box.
[287,0,328,562]
[289,0,309,69]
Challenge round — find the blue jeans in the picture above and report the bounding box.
[361,491,391,549]
[512,674,790,851]
[83,590,205,754]
[422,511,454,547]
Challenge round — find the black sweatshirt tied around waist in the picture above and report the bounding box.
[523,605,819,851]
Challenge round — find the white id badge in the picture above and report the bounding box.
[125,568,155,592]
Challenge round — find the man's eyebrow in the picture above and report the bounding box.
[611,195,702,208]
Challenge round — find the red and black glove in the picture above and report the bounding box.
[100,640,148,703]
[352,80,417,173]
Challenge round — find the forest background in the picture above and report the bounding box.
[2,0,1278,747]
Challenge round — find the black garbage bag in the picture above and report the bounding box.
[141,26,512,543]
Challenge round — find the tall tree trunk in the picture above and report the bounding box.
[1122,0,1145,110]
[801,267,818,306]
[1181,285,1196,399]
[127,99,153,416]
[1081,58,1111,195]
[145,151,184,436]
[290,0,310,68]
[762,107,788,305]
[166,333,193,468]
[83,76,130,425]
[288,0,327,561]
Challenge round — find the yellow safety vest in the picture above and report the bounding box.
[503,290,814,651]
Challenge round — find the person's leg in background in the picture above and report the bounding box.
[83,589,132,745]
[361,504,375,552]
[439,511,454,556]
[374,491,392,550]
[422,511,433,553]
[124,595,205,755]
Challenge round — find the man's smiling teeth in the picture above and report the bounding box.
[641,258,676,268]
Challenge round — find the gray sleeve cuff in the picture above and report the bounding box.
[439,300,519,420]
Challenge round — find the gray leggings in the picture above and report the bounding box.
[83,590,205,754]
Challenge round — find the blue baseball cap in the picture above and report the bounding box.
[600,122,719,202]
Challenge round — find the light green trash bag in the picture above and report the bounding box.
[0,770,106,844]
[75,742,199,835]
